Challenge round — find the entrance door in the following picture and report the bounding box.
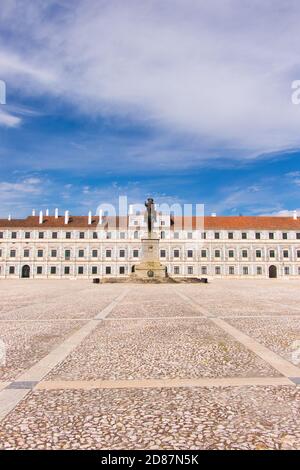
[22,265,30,278]
[269,265,277,278]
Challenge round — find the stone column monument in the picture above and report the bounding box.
[133,198,166,280]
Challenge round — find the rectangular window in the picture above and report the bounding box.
[64,266,70,275]
[174,232,179,239]
[119,266,125,275]
[201,232,206,240]
[37,266,42,275]
[0,232,3,239]
[174,266,180,275]
[120,232,125,239]
[228,250,234,258]
[297,233,300,240]
[201,266,207,275]
[52,232,58,239]
[93,232,98,239]
[269,250,275,258]
[256,250,261,258]
[174,249,180,258]
[215,266,221,275]
[215,250,220,258]
[66,232,71,239]
[133,250,139,258]
[160,250,166,258]
[92,250,98,258]
[79,232,85,239]
[51,250,57,257]
[228,232,233,239]
[24,249,30,257]
[257,267,262,275]
[39,232,44,239]
[78,250,84,258]
[10,250,16,257]
[106,266,111,275]
[243,267,249,275]
[37,249,43,257]
[106,232,112,239]
[187,232,193,239]
[50,267,56,275]
[297,250,300,258]
[106,250,112,258]
[242,250,248,258]
[187,266,193,275]
[78,266,84,275]
[229,266,234,275]
[242,232,247,239]
[255,232,261,240]
[92,266,98,275]
[201,250,207,258]
[214,232,220,239]
[119,250,125,258]
[25,232,30,239]
[269,232,274,240]
[282,232,288,240]
[9,266,15,274]
[283,250,289,258]
[284,267,290,275]
[12,232,17,239]
[187,250,193,258]
[65,250,71,259]
[298,267,300,275]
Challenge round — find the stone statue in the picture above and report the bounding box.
[145,197,156,236]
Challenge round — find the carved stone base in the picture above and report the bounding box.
[133,261,167,280]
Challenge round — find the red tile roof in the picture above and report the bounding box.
[0,215,300,230]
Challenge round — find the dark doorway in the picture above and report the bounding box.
[269,265,277,278]
[131,265,135,273]
[22,265,30,278]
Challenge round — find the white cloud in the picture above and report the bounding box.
[0,109,21,127]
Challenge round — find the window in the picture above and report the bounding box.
[160,250,166,258]
[51,250,57,258]
[242,250,248,258]
[269,232,274,240]
[24,249,30,258]
[50,267,56,275]
[106,266,111,275]
[92,266,98,275]
[283,250,289,258]
[282,232,288,240]
[25,232,30,239]
[93,232,98,239]
[215,266,221,275]
[201,266,207,275]
[39,232,44,239]
[201,232,206,240]
[65,250,71,259]
[52,232,58,239]
[256,250,261,258]
[187,232,193,239]
[187,266,193,275]
[161,221,165,226]
[257,267,262,275]
[12,232,17,239]
[228,232,233,239]
[78,266,84,275]
[120,232,125,239]
[243,267,249,275]
[242,232,247,239]
[269,250,275,258]
[64,266,70,275]
[119,266,125,275]
[297,250,300,258]
[187,250,193,258]
[215,250,220,258]
[119,250,125,258]
[79,232,85,239]
[9,266,15,274]
[106,249,112,258]
[0,232,3,239]
[0,249,2,257]
[161,231,165,239]
[174,232,179,239]
[174,249,180,258]
[255,232,261,240]
[78,250,84,258]
[37,249,43,258]
[92,249,98,258]
[297,233,300,240]
[229,266,235,275]
[228,250,234,258]
[298,267,300,275]
[10,250,16,257]
[66,232,71,239]
[133,250,139,258]
[37,266,42,275]
[201,250,207,258]
[174,266,180,275]
[134,231,139,239]
[284,267,290,275]
[106,232,111,239]
[214,232,220,239]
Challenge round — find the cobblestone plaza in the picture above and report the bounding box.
[0,279,300,450]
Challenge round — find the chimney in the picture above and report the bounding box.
[55,208,59,219]
[211,212,217,217]
[293,210,297,220]
[8,214,11,221]
[32,209,36,216]
[39,210,43,224]
[88,211,92,225]
[46,208,49,217]
[64,210,69,225]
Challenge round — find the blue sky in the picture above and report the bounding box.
[1,0,300,217]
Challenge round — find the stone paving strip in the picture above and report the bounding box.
[175,289,300,380]
[0,288,130,422]
[36,376,293,390]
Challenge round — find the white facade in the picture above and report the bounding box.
[1,212,300,279]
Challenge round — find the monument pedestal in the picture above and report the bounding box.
[133,238,167,280]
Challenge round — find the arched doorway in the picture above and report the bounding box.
[269,265,277,279]
[131,265,135,273]
[22,265,30,278]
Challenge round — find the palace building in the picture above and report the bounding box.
[1,208,300,280]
